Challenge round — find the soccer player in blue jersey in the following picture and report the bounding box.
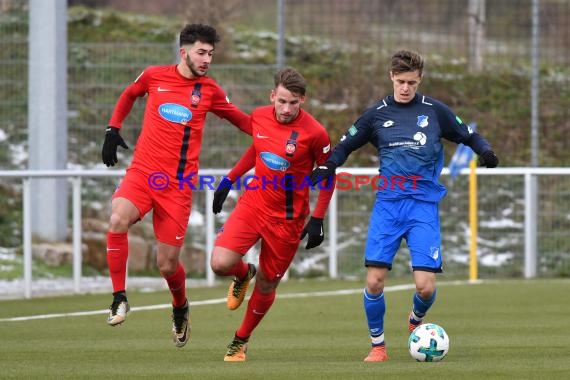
[310,50,499,362]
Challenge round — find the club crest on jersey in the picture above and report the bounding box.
[190,83,202,107]
[191,93,201,107]
[260,152,290,171]
[417,115,429,128]
[285,139,297,156]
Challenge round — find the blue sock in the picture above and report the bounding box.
[364,288,385,345]
[412,288,437,318]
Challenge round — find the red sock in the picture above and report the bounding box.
[164,262,187,307]
[106,231,128,293]
[225,260,249,279]
[236,288,275,338]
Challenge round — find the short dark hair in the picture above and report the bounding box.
[274,67,307,96]
[391,50,424,76]
[179,24,221,47]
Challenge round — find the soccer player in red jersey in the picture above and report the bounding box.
[209,67,336,361]
[100,24,251,347]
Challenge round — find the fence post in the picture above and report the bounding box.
[23,178,32,299]
[72,177,82,294]
[524,173,537,278]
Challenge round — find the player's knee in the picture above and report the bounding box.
[255,276,279,293]
[415,285,435,300]
[366,272,385,293]
[210,262,228,276]
[158,262,177,278]
[366,282,384,295]
[108,212,130,232]
[209,254,230,275]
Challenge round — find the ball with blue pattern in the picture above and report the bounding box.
[408,323,450,362]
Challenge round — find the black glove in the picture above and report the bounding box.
[101,127,129,167]
[309,161,337,186]
[478,150,499,168]
[300,217,324,249]
[212,177,233,214]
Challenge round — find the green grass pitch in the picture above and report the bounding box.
[1,278,569,379]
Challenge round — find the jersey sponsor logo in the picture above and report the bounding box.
[455,115,463,124]
[256,132,269,139]
[323,144,330,153]
[389,132,427,148]
[157,87,171,92]
[158,103,192,124]
[175,235,184,240]
[260,152,290,171]
[383,120,395,128]
[413,132,427,145]
[417,115,429,128]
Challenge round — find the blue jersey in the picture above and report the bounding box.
[329,93,492,202]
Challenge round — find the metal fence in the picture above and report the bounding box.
[1,1,570,293]
[1,167,569,298]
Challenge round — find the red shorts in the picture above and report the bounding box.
[215,197,305,281]
[113,168,192,246]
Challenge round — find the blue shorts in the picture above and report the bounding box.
[364,197,442,272]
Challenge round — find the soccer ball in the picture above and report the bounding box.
[408,323,450,362]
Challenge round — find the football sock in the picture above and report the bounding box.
[412,288,437,318]
[364,288,386,345]
[410,310,423,323]
[370,333,385,347]
[236,288,275,338]
[164,262,187,308]
[225,260,249,280]
[112,290,127,302]
[106,231,128,293]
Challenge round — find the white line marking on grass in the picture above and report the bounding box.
[0,279,481,322]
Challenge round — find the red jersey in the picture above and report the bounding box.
[229,105,333,220]
[108,65,251,182]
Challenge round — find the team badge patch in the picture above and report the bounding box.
[285,131,299,157]
[417,115,429,128]
[285,139,297,156]
[191,93,201,107]
[348,125,358,136]
[191,83,202,107]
